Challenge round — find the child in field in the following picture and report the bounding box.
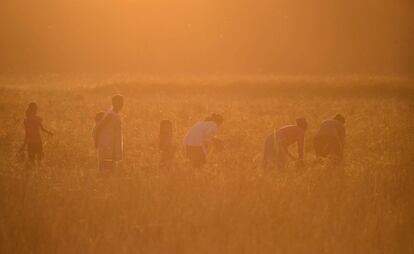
[159,120,176,168]
[262,118,308,170]
[20,102,53,164]
[314,114,345,161]
[183,113,224,168]
[92,111,105,148]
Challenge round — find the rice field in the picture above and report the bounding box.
[0,77,413,253]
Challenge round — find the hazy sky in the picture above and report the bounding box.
[1,0,413,77]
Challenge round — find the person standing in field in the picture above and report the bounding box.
[314,114,346,161]
[183,113,224,168]
[95,95,124,172]
[159,120,176,168]
[20,102,53,164]
[262,118,308,170]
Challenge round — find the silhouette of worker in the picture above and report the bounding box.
[94,95,124,172]
[314,114,345,161]
[183,113,224,168]
[20,102,53,165]
[262,118,308,170]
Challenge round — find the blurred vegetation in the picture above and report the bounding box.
[0,78,413,253]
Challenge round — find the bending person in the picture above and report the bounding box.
[314,114,345,160]
[262,118,308,170]
[183,113,224,168]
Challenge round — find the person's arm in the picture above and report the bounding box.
[95,113,113,133]
[40,122,53,136]
[201,125,218,153]
[205,125,218,141]
[284,145,297,160]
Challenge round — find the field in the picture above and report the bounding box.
[0,76,413,254]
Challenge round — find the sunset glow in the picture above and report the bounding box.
[0,1,413,254]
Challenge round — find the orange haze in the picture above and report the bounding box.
[0,0,413,77]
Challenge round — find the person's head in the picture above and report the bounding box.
[112,94,124,112]
[25,102,38,117]
[205,113,224,127]
[296,117,308,131]
[160,120,173,137]
[334,114,345,124]
[95,111,105,123]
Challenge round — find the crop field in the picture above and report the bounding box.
[0,77,413,253]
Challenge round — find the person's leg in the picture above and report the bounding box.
[187,146,206,168]
[27,144,36,164]
[27,151,35,164]
[186,146,197,168]
[314,135,322,157]
[36,150,44,166]
[198,148,206,167]
[328,137,343,160]
[276,145,287,171]
[192,147,206,168]
[101,160,116,171]
[97,147,115,172]
[315,135,330,158]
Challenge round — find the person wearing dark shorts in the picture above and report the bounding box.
[185,146,206,168]
[183,113,223,168]
[314,114,346,160]
[21,102,53,164]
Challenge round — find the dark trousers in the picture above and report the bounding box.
[186,146,206,168]
[314,135,342,159]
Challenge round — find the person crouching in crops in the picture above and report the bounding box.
[183,113,224,168]
[20,102,53,165]
[262,118,308,170]
[95,95,124,172]
[314,114,345,161]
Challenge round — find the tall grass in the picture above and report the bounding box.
[0,78,413,253]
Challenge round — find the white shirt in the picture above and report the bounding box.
[183,121,218,151]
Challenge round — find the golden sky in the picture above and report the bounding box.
[0,0,413,77]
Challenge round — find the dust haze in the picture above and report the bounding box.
[1,0,413,77]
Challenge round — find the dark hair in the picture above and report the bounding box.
[112,94,124,105]
[296,117,308,130]
[95,111,105,122]
[334,114,345,124]
[205,113,224,126]
[25,102,37,117]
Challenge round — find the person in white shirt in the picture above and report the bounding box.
[95,95,124,171]
[183,113,224,168]
[314,114,345,160]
